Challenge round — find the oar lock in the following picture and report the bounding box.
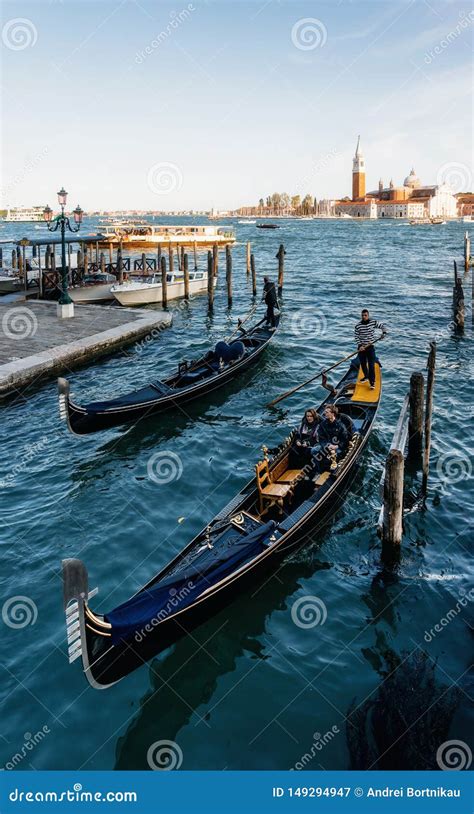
[205,525,214,549]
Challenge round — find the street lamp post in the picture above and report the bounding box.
[44,188,83,319]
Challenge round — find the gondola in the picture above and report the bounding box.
[256,223,280,229]
[62,359,382,689]
[58,313,280,435]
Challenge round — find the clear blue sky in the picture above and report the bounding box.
[1,0,472,210]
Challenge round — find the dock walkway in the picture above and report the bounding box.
[0,300,171,397]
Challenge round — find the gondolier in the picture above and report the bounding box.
[354,309,387,390]
[262,276,278,328]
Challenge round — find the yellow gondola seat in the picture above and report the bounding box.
[255,459,292,514]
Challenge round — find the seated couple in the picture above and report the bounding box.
[290,405,352,474]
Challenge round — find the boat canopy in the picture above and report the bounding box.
[105,520,276,644]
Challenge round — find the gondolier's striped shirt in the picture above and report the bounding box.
[354,318,387,348]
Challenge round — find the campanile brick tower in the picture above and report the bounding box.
[352,135,366,200]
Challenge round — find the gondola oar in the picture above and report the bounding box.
[225,300,260,342]
[267,338,383,408]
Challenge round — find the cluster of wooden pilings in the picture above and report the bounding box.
[378,342,436,563]
[2,237,286,310]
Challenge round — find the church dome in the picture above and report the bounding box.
[404,168,420,188]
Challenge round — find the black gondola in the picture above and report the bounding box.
[62,360,382,689]
[58,313,280,435]
[256,223,280,229]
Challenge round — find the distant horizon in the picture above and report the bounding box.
[2,1,473,210]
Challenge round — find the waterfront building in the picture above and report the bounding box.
[335,138,458,219]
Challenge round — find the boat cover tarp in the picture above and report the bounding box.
[105,520,276,644]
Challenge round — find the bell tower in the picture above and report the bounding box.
[352,135,366,200]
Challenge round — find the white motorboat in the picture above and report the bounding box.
[111,270,211,306]
[0,272,20,294]
[69,273,117,304]
[237,220,256,225]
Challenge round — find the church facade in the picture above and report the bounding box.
[335,138,458,219]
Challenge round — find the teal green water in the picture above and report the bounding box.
[0,218,472,771]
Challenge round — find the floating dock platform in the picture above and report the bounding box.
[0,300,172,398]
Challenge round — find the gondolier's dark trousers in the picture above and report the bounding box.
[358,343,376,385]
[265,303,276,327]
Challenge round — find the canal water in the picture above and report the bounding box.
[0,217,472,771]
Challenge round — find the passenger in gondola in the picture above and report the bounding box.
[289,408,320,468]
[311,404,349,473]
[262,276,278,328]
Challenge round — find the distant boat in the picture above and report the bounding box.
[110,270,212,306]
[462,215,472,223]
[409,218,446,226]
[256,223,280,230]
[238,220,256,225]
[3,206,46,223]
[98,223,235,248]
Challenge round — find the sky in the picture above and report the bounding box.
[1,0,473,210]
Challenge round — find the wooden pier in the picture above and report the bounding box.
[0,300,171,398]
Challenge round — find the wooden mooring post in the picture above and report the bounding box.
[0,247,3,268]
[382,449,405,551]
[207,250,214,309]
[11,249,17,270]
[141,252,147,274]
[117,247,123,284]
[276,244,285,296]
[246,241,251,276]
[213,243,218,277]
[161,256,168,308]
[100,252,106,275]
[422,341,436,496]
[225,245,232,307]
[168,244,174,276]
[408,371,424,459]
[453,261,465,330]
[193,241,198,270]
[464,231,471,273]
[183,253,190,300]
[250,253,257,296]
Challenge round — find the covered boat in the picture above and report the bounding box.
[58,313,280,435]
[62,360,382,688]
